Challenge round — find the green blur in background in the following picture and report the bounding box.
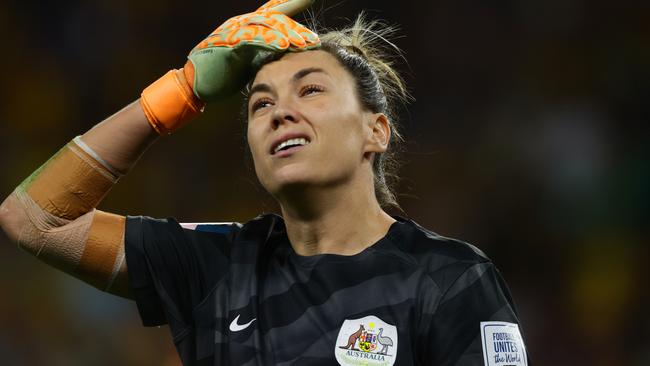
[0,0,648,365]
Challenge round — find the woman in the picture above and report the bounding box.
[0,0,530,365]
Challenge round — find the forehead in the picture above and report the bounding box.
[252,49,348,85]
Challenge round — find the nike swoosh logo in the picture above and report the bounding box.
[229,314,256,332]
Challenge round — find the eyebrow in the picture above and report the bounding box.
[248,83,272,97]
[248,67,328,97]
[292,67,327,82]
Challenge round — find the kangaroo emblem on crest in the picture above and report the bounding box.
[339,324,365,350]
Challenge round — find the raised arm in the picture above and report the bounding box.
[0,0,319,299]
[0,100,157,299]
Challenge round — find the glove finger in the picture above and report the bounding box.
[254,27,291,50]
[239,25,291,50]
[211,11,268,42]
[201,25,291,51]
[212,0,314,37]
[300,28,320,47]
[255,0,314,17]
[249,12,320,49]
[292,28,320,49]
[271,13,319,48]
[245,13,307,48]
[214,13,249,34]
[199,10,319,52]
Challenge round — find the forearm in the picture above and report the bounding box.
[0,100,157,298]
[81,99,159,174]
[13,97,159,221]
[0,65,204,299]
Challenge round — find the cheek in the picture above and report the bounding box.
[327,112,367,153]
[246,125,266,163]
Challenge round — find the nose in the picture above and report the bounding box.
[271,103,299,130]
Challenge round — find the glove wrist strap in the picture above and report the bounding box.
[140,68,205,135]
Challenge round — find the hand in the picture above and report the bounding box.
[188,0,320,101]
[140,0,320,135]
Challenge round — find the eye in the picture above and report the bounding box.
[251,97,274,112]
[300,84,325,97]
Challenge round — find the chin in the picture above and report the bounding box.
[270,169,315,192]
[262,164,329,197]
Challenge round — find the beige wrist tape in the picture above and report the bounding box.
[15,137,127,291]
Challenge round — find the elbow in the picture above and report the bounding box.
[0,195,12,237]
[0,192,24,244]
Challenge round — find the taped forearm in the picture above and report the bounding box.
[21,136,121,220]
[7,137,128,292]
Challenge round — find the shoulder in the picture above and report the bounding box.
[388,217,490,265]
[386,217,493,289]
[126,213,282,241]
[124,214,286,262]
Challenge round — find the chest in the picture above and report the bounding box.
[206,257,423,365]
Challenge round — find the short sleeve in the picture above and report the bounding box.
[417,262,531,365]
[124,216,239,331]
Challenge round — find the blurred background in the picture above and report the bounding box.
[0,0,648,365]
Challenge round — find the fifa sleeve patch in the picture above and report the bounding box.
[480,321,528,366]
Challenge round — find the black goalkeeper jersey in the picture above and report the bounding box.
[124,214,530,366]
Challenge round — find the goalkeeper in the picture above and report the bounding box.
[0,0,531,365]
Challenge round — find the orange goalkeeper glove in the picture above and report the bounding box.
[140,0,320,135]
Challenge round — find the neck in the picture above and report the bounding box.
[277,175,395,256]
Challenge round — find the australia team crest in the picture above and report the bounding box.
[335,315,398,366]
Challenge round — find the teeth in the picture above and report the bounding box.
[274,138,309,153]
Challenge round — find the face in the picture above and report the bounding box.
[246,50,389,199]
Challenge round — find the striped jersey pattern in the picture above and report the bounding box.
[124,214,529,365]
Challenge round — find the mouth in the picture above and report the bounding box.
[270,136,311,156]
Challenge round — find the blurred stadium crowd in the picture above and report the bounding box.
[0,0,648,365]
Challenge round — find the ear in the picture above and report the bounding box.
[364,112,391,154]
